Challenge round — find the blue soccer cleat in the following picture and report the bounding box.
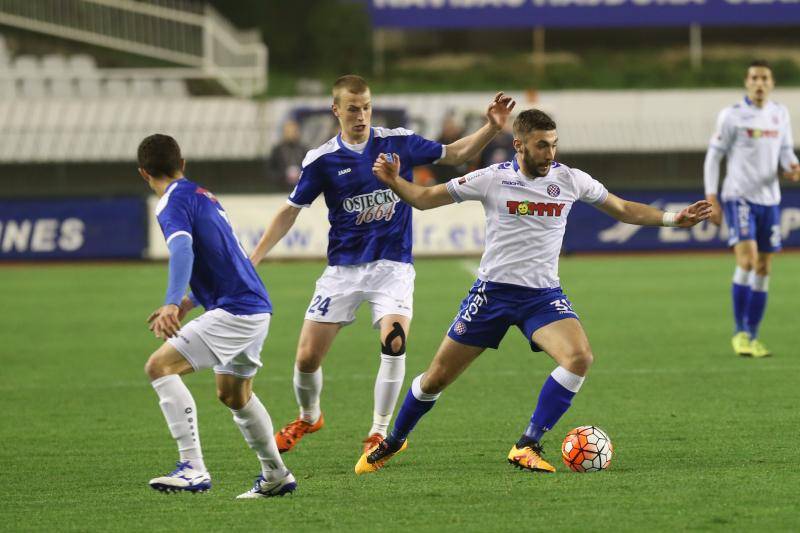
[149,461,211,493]
[236,472,297,499]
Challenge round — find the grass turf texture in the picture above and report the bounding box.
[1,255,798,532]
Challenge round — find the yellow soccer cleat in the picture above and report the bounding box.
[355,438,408,475]
[508,443,556,473]
[732,332,752,357]
[750,339,772,358]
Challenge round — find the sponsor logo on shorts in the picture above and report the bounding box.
[338,167,352,176]
[453,321,467,335]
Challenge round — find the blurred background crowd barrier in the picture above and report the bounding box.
[1,0,799,259]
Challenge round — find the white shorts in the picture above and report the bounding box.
[304,260,415,327]
[168,308,271,379]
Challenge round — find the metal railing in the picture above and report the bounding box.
[0,0,267,96]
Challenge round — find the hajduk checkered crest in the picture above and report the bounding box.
[547,184,560,198]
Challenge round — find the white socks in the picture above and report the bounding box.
[294,366,322,423]
[151,374,206,472]
[370,353,406,436]
[231,394,288,482]
[750,272,769,292]
[733,266,750,285]
[551,366,586,393]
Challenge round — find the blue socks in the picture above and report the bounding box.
[747,273,769,339]
[522,367,585,445]
[733,267,769,340]
[731,266,751,333]
[387,374,440,446]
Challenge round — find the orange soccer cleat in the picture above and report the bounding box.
[274,414,324,453]
[362,433,386,454]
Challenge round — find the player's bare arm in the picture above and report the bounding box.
[147,304,182,340]
[372,153,454,210]
[704,193,723,226]
[438,92,516,166]
[250,203,302,265]
[596,192,712,227]
[782,163,800,182]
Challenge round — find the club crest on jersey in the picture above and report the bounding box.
[195,187,219,203]
[507,200,565,217]
[547,184,561,198]
[343,188,401,225]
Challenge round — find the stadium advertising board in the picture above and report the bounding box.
[0,198,146,260]
[147,194,486,259]
[564,189,800,252]
[147,190,800,260]
[369,1,800,29]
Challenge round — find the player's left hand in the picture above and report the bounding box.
[372,153,401,185]
[485,92,516,131]
[675,200,713,227]
[147,304,182,340]
[782,163,800,182]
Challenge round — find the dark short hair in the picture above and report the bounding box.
[137,134,182,178]
[332,74,369,104]
[513,109,557,139]
[749,59,771,71]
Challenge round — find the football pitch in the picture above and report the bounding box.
[2,254,799,532]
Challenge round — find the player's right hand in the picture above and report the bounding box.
[372,153,401,184]
[147,304,182,340]
[177,296,195,321]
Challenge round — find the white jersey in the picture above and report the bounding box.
[446,159,608,289]
[707,98,798,206]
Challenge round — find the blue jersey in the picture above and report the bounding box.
[156,178,272,315]
[288,127,443,266]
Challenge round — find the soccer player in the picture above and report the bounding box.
[139,134,295,498]
[356,109,711,474]
[703,60,800,358]
[250,75,515,455]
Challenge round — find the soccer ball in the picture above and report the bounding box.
[561,426,613,472]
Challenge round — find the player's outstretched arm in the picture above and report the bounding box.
[438,92,516,166]
[782,163,800,182]
[596,192,712,228]
[250,203,301,266]
[373,153,454,211]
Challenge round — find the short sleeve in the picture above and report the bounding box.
[287,162,323,208]
[709,108,736,154]
[405,133,444,167]
[157,193,193,244]
[573,169,608,205]
[446,167,493,203]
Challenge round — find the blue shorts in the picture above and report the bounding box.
[722,199,782,253]
[447,279,579,352]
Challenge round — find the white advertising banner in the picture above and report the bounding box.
[147,194,486,260]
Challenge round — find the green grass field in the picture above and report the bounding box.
[2,255,799,532]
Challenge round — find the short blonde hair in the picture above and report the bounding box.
[333,75,369,104]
